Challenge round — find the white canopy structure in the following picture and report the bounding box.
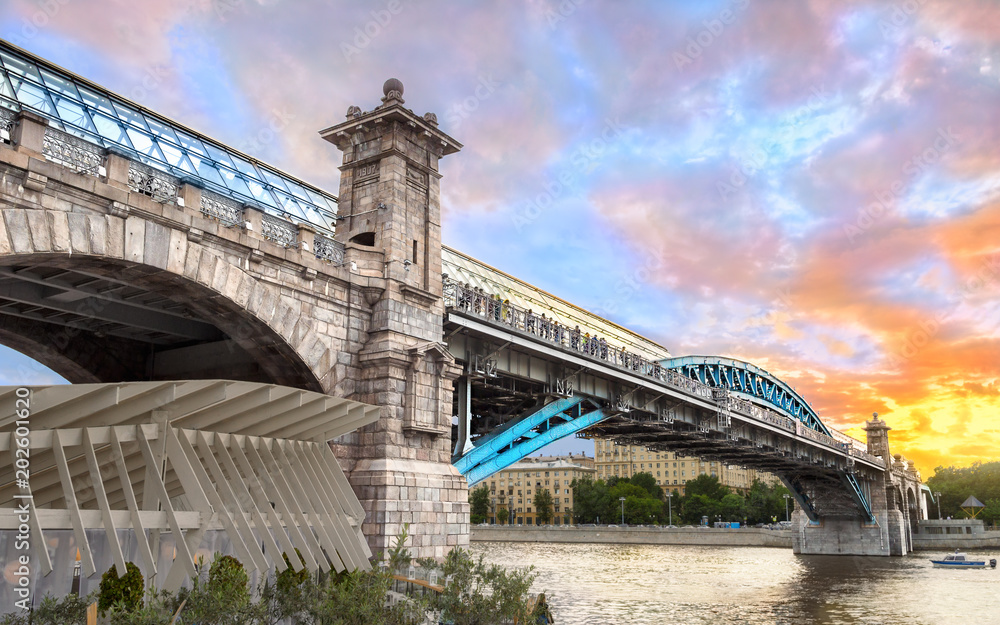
[0,380,380,594]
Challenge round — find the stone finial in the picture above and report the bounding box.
[423,112,438,126]
[381,78,405,104]
[346,105,363,119]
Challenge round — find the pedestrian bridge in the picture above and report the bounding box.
[0,39,924,563]
[442,251,925,555]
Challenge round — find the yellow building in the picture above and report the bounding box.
[477,456,596,526]
[593,439,775,495]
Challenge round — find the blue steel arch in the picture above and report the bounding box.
[454,355,836,485]
[661,356,832,435]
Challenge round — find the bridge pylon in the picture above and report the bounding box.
[319,80,468,559]
[791,414,919,556]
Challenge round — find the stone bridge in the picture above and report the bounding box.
[0,42,467,559]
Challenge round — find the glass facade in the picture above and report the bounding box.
[0,41,338,235]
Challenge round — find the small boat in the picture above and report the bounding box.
[930,550,997,569]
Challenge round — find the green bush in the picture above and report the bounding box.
[183,554,252,625]
[98,562,144,615]
[0,592,95,625]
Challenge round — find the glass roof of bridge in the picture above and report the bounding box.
[443,246,673,362]
[0,40,338,234]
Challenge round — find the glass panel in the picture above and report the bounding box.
[204,143,236,169]
[38,68,81,99]
[217,167,253,197]
[228,153,261,179]
[244,178,276,206]
[145,116,180,144]
[306,189,338,213]
[158,139,194,173]
[54,98,95,133]
[0,73,16,101]
[189,154,226,186]
[15,80,56,116]
[92,111,132,147]
[174,129,208,157]
[125,126,165,161]
[0,51,43,82]
[273,190,307,220]
[259,166,292,194]
[77,85,118,116]
[113,103,151,132]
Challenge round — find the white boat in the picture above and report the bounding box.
[930,550,997,569]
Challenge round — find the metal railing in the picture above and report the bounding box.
[261,212,297,247]
[201,189,245,227]
[314,233,345,264]
[0,108,14,144]
[42,126,106,177]
[128,160,178,203]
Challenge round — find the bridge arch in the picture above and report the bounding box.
[0,208,334,392]
[662,356,829,434]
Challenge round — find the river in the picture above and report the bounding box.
[469,541,1000,625]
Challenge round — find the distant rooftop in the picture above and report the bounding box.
[0,39,338,234]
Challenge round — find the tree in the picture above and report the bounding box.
[470,484,491,524]
[496,505,509,525]
[681,493,720,524]
[927,461,1000,519]
[570,477,611,523]
[630,472,664,500]
[684,474,731,501]
[533,488,554,524]
[720,493,745,522]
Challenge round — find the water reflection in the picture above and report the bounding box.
[470,541,999,625]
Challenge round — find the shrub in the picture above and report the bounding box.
[98,562,144,615]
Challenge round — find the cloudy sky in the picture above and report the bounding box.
[2,0,999,475]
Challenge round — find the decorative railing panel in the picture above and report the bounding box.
[261,213,297,247]
[0,108,15,144]
[314,233,345,264]
[42,127,106,177]
[128,160,178,202]
[200,190,244,227]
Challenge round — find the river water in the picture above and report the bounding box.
[469,541,1000,625]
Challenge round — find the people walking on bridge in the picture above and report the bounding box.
[571,325,581,349]
[502,298,511,323]
[526,309,536,334]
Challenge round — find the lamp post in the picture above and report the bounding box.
[619,497,626,525]
[934,492,942,520]
[783,494,790,522]
[666,491,673,526]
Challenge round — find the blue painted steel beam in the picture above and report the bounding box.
[453,396,586,475]
[662,356,831,436]
[778,476,820,522]
[839,471,875,522]
[465,408,611,486]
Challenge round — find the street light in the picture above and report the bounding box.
[619,497,626,525]
[934,491,942,519]
[783,494,791,522]
[666,491,673,526]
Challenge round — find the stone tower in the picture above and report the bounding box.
[864,412,892,471]
[319,79,467,559]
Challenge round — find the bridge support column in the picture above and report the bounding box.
[321,80,468,560]
[453,375,474,458]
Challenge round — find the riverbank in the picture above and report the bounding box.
[471,525,794,548]
[913,533,1000,550]
[471,525,1000,551]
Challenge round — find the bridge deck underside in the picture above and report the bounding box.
[585,417,873,519]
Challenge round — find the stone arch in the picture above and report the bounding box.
[0,208,338,392]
